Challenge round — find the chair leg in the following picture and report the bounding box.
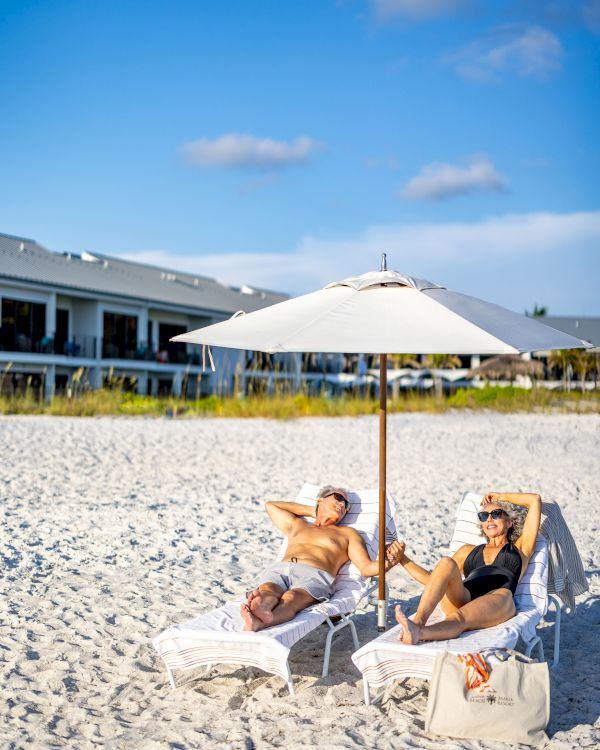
[363,676,371,705]
[348,619,360,651]
[285,663,295,697]
[547,595,561,669]
[525,635,545,662]
[166,667,176,689]
[322,615,359,678]
[322,623,335,677]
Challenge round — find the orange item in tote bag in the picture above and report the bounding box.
[425,650,550,747]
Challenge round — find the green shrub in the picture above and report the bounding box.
[0,386,598,418]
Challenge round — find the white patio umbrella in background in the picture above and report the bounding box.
[173,255,591,630]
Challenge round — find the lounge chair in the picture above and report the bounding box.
[153,482,398,696]
[352,491,562,705]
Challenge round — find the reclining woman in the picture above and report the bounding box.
[395,492,541,645]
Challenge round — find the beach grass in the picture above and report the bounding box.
[0,386,598,417]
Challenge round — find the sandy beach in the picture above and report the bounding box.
[1,412,599,749]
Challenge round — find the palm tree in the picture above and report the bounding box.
[389,353,421,369]
[573,351,596,392]
[548,349,582,391]
[424,353,462,399]
[525,304,548,317]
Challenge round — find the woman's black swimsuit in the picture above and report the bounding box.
[462,542,522,600]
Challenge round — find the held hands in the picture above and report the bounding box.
[385,540,406,569]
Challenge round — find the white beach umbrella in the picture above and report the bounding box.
[174,258,591,629]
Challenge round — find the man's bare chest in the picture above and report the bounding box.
[290,525,347,551]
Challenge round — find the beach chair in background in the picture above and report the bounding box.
[353,491,564,705]
[153,482,397,696]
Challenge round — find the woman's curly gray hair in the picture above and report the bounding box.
[480,498,528,542]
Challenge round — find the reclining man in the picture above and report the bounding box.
[241,485,404,631]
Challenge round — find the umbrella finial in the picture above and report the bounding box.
[380,253,387,272]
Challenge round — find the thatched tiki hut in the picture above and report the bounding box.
[467,354,545,383]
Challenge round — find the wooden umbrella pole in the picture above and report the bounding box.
[378,352,388,631]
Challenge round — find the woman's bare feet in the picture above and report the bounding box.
[247,590,275,624]
[240,603,266,631]
[395,605,422,645]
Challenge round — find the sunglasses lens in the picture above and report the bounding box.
[478,509,505,522]
[334,493,349,510]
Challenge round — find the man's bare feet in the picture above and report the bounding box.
[248,591,275,624]
[240,603,266,632]
[246,589,260,610]
[395,605,422,645]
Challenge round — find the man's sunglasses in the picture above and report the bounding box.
[477,509,507,522]
[325,492,350,511]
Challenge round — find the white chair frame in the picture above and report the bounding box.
[165,580,389,697]
[361,592,563,706]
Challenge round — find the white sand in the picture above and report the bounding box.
[1,413,599,749]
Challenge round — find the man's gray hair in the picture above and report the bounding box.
[318,485,349,500]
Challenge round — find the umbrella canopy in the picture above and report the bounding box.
[467,354,545,380]
[174,270,589,354]
[174,266,591,630]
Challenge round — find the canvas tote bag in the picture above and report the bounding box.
[425,650,550,746]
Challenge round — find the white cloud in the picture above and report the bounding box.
[371,0,466,21]
[583,0,600,34]
[116,211,600,313]
[448,26,563,81]
[401,155,508,201]
[181,133,323,170]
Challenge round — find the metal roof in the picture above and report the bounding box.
[0,232,287,315]
[542,316,600,347]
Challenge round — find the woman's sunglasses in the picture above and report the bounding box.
[325,492,350,511]
[477,509,507,522]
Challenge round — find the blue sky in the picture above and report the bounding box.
[1,0,599,313]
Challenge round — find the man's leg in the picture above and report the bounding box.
[245,582,285,625]
[241,588,316,632]
[395,557,470,644]
[263,588,317,627]
[397,588,516,644]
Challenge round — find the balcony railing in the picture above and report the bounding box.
[56,335,97,358]
[101,340,202,365]
[0,332,205,366]
[0,333,97,358]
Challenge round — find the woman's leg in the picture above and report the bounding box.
[414,556,471,623]
[395,556,470,643]
[397,588,516,644]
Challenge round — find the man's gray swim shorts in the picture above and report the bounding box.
[252,561,335,602]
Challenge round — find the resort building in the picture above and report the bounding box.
[1,230,597,399]
[0,232,287,399]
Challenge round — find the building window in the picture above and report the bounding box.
[158,322,187,364]
[55,308,69,355]
[102,312,138,359]
[0,297,46,353]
